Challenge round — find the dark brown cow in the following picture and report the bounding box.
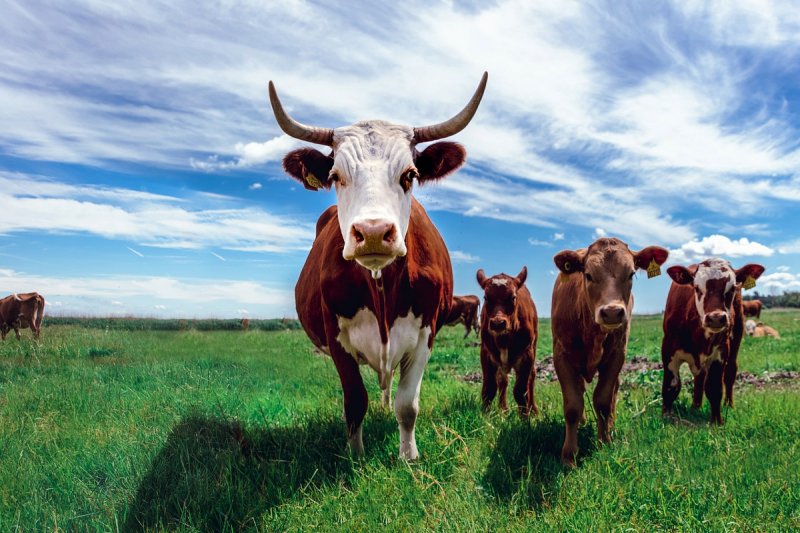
[551,238,668,466]
[271,73,487,459]
[0,292,45,340]
[240,318,250,331]
[662,258,765,424]
[476,267,538,417]
[742,299,763,319]
[444,294,481,338]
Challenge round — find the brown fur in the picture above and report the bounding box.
[742,299,763,319]
[295,198,452,447]
[240,318,250,331]
[444,295,481,338]
[476,267,538,417]
[551,238,668,466]
[661,261,765,424]
[0,292,45,340]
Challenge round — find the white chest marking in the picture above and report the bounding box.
[700,346,722,368]
[668,349,700,387]
[336,307,429,379]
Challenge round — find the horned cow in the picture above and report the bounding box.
[271,73,487,459]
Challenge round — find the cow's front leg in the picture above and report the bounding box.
[692,369,706,409]
[723,358,737,407]
[594,357,623,444]
[394,335,431,460]
[705,361,724,425]
[496,368,509,412]
[554,354,585,467]
[329,342,369,455]
[480,346,498,410]
[513,353,536,418]
[380,370,394,409]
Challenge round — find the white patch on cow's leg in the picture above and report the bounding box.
[379,340,392,390]
[380,369,393,409]
[668,349,699,386]
[348,424,364,456]
[394,326,432,461]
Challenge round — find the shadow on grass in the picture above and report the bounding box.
[123,411,395,531]
[482,417,597,508]
[663,401,715,426]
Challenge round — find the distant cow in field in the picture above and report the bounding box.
[444,295,480,338]
[270,73,487,459]
[662,259,765,424]
[742,299,763,319]
[476,267,538,417]
[745,319,780,339]
[240,318,250,331]
[551,238,668,466]
[0,292,45,340]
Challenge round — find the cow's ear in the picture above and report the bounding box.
[667,266,694,285]
[476,268,487,288]
[415,142,467,183]
[515,266,528,287]
[283,148,335,191]
[735,264,766,284]
[633,246,669,270]
[554,250,584,274]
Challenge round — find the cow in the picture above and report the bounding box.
[444,294,481,338]
[269,73,487,459]
[240,318,250,331]
[476,267,538,417]
[745,319,780,339]
[551,238,669,466]
[742,299,763,319]
[662,258,765,424]
[0,292,45,340]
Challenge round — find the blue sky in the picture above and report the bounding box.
[1,0,799,318]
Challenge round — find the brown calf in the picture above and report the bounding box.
[551,238,668,466]
[0,292,45,340]
[476,267,538,417]
[662,259,765,424]
[742,299,763,319]
[444,294,481,338]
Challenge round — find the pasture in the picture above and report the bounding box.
[1,311,798,531]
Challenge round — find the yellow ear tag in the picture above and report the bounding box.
[305,173,323,189]
[743,276,756,290]
[647,259,661,279]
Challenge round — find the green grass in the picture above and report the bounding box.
[0,311,798,531]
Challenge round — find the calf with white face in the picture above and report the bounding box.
[271,74,487,459]
[662,258,765,424]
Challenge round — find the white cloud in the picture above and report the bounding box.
[776,265,791,272]
[528,238,552,246]
[154,304,167,310]
[249,182,263,190]
[669,235,775,264]
[757,272,800,293]
[211,252,226,261]
[191,136,299,170]
[593,228,607,239]
[450,250,480,264]
[553,233,564,241]
[127,247,144,257]
[0,173,314,253]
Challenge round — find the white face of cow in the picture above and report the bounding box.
[331,122,415,271]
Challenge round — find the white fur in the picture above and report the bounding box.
[745,319,757,336]
[491,278,508,286]
[668,349,700,387]
[336,307,432,459]
[692,258,736,326]
[332,122,414,270]
[700,346,722,368]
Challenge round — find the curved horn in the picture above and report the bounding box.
[268,81,334,146]
[413,71,488,143]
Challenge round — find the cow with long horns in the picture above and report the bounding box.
[270,73,487,459]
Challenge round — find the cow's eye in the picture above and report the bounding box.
[400,169,418,192]
[329,171,341,184]
[585,273,593,282]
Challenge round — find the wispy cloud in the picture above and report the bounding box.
[450,250,480,264]
[0,173,314,253]
[211,252,226,261]
[127,247,144,258]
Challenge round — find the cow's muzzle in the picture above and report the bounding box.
[704,311,728,333]
[598,304,627,330]
[489,316,509,334]
[344,219,405,270]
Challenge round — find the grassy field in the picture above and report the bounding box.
[0,311,798,531]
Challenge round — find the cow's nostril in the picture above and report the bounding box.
[352,227,365,244]
[383,227,395,243]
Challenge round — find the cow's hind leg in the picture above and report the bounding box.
[692,369,705,409]
[394,337,432,460]
[723,359,737,407]
[661,344,681,415]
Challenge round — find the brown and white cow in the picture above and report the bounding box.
[270,73,487,459]
[0,292,45,340]
[444,294,481,338]
[742,299,763,319]
[552,238,668,466]
[662,259,765,424]
[476,267,538,417]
